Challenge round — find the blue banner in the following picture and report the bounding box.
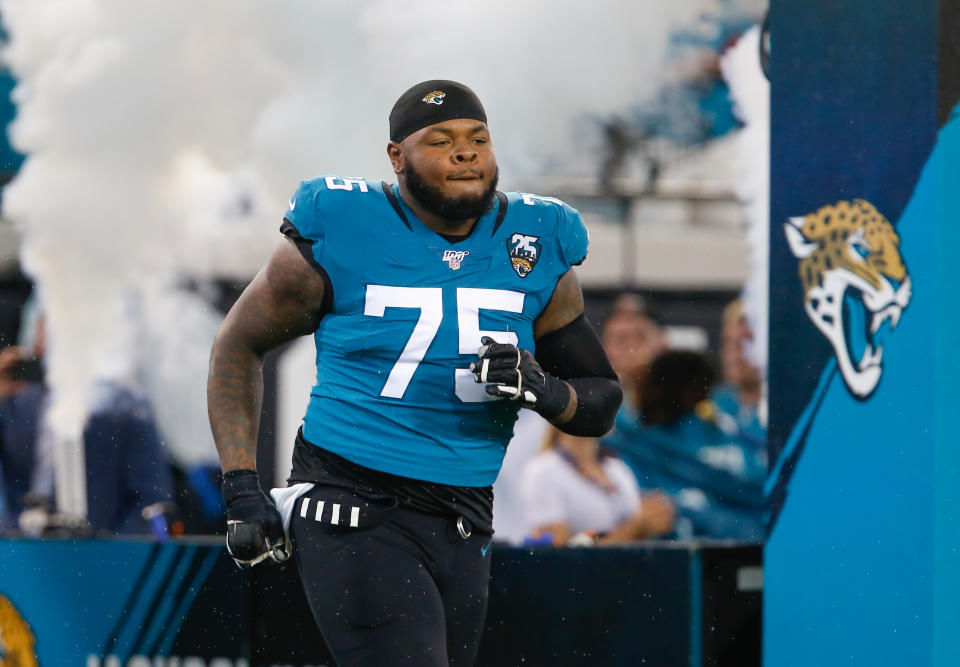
[766,0,960,664]
[0,540,245,666]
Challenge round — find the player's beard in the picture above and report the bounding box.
[405,164,499,227]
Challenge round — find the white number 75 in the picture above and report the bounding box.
[363,285,525,402]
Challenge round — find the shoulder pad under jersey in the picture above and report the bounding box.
[282,175,381,244]
[507,192,590,267]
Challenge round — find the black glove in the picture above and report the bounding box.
[470,336,571,419]
[221,469,288,568]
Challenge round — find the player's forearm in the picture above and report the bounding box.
[207,333,265,473]
[532,312,621,436]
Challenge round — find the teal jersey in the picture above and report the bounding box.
[282,175,589,486]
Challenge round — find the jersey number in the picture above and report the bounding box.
[363,286,525,402]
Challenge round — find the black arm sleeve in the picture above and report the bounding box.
[534,314,623,437]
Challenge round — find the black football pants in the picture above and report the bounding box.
[290,485,492,666]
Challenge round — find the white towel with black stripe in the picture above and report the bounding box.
[270,483,315,540]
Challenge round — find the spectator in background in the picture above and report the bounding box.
[603,350,764,541]
[0,315,176,537]
[491,409,551,545]
[711,299,766,454]
[492,293,667,545]
[0,346,33,529]
[520,427,674,546]
[601,294,667,427]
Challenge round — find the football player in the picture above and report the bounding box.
[208,80,622,666]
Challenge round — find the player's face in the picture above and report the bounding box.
[404,119,497,196]
[392,119,499,223]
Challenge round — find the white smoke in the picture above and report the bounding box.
[0,0,711,499]
[719,24,769,376]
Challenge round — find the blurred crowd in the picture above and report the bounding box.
[0,290,766,545]
[494,292,766,546]
[0,290,224,538]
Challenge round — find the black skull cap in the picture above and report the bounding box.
[389,80,487,143]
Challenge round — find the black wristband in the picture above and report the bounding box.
[557,376,623,437]
[221,469,261,503]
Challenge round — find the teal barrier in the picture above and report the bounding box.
[0,538,246,666]
[767,0,960,664]
[0,538,759,666]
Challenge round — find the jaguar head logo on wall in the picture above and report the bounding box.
[0,594,38,667]
[784,199,912,399]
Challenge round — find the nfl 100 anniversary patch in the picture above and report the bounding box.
[442,249,469,270]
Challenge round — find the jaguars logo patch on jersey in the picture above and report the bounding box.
[422,90,445,105]
[508,233,541,278]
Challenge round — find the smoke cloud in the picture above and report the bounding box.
[0,1,707,495]
[720,24,769,377]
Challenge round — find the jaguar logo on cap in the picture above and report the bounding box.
[422,90,446,105]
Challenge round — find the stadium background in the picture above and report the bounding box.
[0,0,957,665]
